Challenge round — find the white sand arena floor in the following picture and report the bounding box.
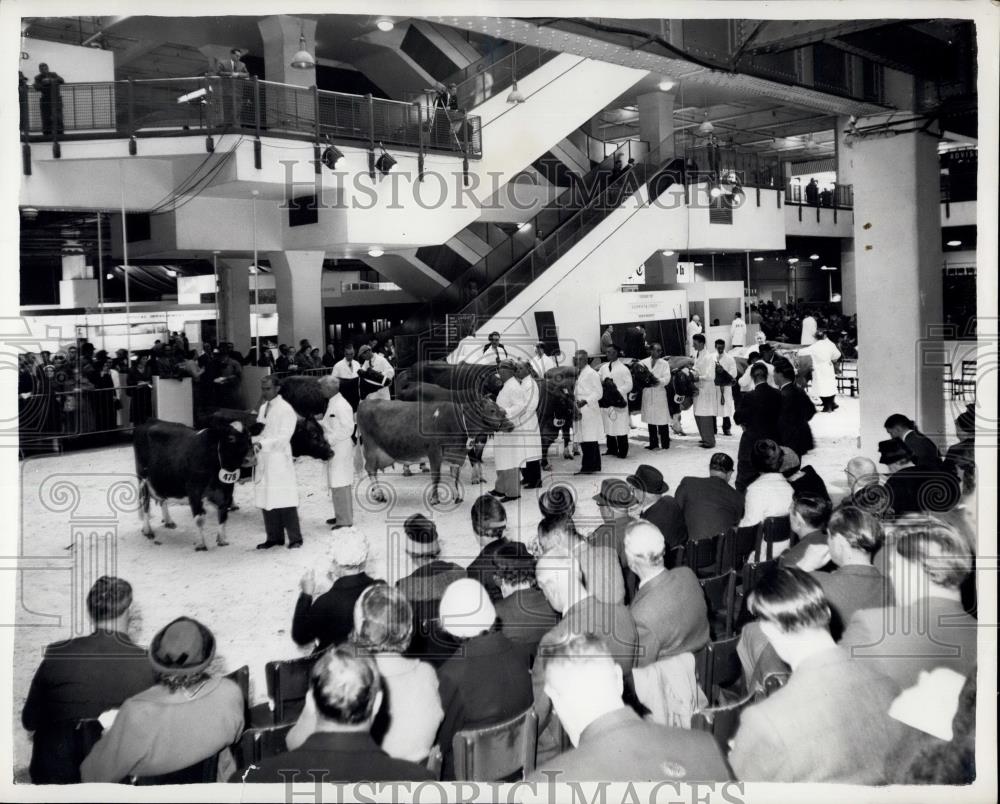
[11,397,865,778]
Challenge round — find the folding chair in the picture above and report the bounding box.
[699,570,737,639]
[451,708,538,782]
[233,723,294,772]
[224,664,253,730]
[706,634,744,705]
[691,692,756,750]
[265,654,321,725]
[735,559,779,629]
[756,516,791,561]
[719,525,761,573]
[682,533,723,578]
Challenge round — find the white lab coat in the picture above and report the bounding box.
[638,356,671,426]
[253,395,299,510]
[519,376,543,464]
[320,392,355,488]
[692,350,737,418]
[574,364,603,443]
[738,360,777,392]
[477,344,509,367]
[530,354,555,379]
[687,320,703,355]
[360,353,394,401]
[731,317,747,347]
[800,316,817,346]
[495,377,528,471]
[598,360,633,437]
[799,338,842,397]
[331,358,360,381]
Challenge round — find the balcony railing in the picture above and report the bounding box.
[21,76,482,158]
[783,181,854,210]
[340,281,402,292]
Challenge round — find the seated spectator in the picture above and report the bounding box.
[22,576,155,784]
[629,464,687,555]
[395,514,465,667]
[879,439,961,516]
[491,542,559,664]
[292,530,378,652]
[776,492,833,566]
[528,634,731,783]
[536,514,624,605]
[884,413,942,468]
[740,439,795,527]
[778,447,829,500]
[465,494,508,602]
[238,648,433,782]
[538,483,576,519]
[82,617,243,782]
[843,456,891,517]
[589,478,642,601]
[943,404,975,477]
[624,522,709,666]
[674,453,744,541]
[287,584,443,764]
[840,518,977,688]
[728,568,904,783]
[435,579,533,780]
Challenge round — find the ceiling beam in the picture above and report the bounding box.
[114,38,165,69]
[736,19,893,54]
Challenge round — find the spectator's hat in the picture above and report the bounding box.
[539,484,576,518]
[778,447,801,474]
[878,439,912,466]
[626,464,669,495]
[592,478,638,508]
[150,617,216,676]
[403,513,439,557]
[439,579,496,639]
[329,528,369,569]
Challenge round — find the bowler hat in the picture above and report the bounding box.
[593,478,638,508]
[626,465,669,495]
[149,617,216,677]
[404,513,440,557]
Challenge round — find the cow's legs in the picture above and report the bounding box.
[449,464,462,503]
[160,500,176,529]
[216,505,230,547]
[189,495,208,551]
[428,451,444,505]
[139,479,155,541]
[366,451,388,503]
[467,436,486,485]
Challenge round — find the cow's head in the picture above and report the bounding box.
[468,396,515,434]
[549,380,577,423]
[599,377,627,408]
[290,416,334,461]
[215,420,255,471]
[628,361,659,392]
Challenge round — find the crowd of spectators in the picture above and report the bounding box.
[750,301,858,356]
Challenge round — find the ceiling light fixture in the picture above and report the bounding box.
[809,253,820,260]
[507,48,526,104]
[788,257,799,264]
[662,250,675,256]
[697,114,715,135]
[290,22,315,70]
[753,256,765,262]
[367,246,384,257]
[375,17,395,32]
[658,78,676,92]
[946,240,962,247]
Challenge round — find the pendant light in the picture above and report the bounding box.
[506,48,525,104]
[290,22,315,70]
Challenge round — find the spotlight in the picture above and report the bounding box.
[506,81,526,104]
[321,144,344,170]
[661,250,675,257]
[657,78,676,92]
[375,17,395,32]
[946,240,962,247]
[375,144,396,174]
[367,246,384,257]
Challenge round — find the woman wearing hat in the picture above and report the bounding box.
[465,495,509,602]
[80,617,244,783]
[491,359,528,501]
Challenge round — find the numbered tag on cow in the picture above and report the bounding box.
[218,468,240,484]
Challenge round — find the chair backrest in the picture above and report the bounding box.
[72,717,105,771]
[961,360,976,380]
[735,558,778,630]
[691,692,756,749]
[757,516,791,560]
[699,570,737,639]
[707,634,743,703]
[426,745,443,780]
[666,543,685,570]
[683,533,723,576]
[132,752,220,785]
[225,664,252,730]
[451,708,538,782]
[234,723,294,771]
[719,525,761,573]
[265,654,321,724]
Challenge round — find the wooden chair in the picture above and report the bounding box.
[132,752,222,785]
[265,654,321,725]
[756,516,792,561]
[719,525,761,573]
[735,559,779,629]
[682,533,723,578]
[705,634,744,704]
[451,708,538,782]
[224,664,253,730]
[691,692,756,750]
[699,570,737,639]
[233,723,294,772]
[955,359,976,399]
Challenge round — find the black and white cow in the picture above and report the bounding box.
[133,419,255,551]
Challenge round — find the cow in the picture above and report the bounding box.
[395,361,503,400]
[133,419,255,551]
[357,396,513,505]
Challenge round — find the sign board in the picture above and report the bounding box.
[599,290,687,326]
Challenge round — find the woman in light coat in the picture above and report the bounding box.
[318,376,356,528]
[799,330,842,412]
[491,360,528,501]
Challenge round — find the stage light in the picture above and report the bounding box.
[367,246,384,257]
[321,144,344,170]
[375,144,396,174]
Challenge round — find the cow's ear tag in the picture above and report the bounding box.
[230,421,244,433]
[219,468,240,484]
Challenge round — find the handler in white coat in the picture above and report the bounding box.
[517,361,544,488]
[253,375,303,549]
[318,376,356,529]
[799,329,842,412]
[491,360,528,501]
[800,314,818,345]
[357,344,394,401]
[573,350,602,474]
[691,334,736,449]
[638,342,672,450]
[730,313,747,348]
[598,344,633,459]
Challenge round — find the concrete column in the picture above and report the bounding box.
[840,239,857,316]
[59,231,98,308]
[268,250,325,349]
[258,15,317,87]
[836,114,858,315]
[643,251,678,284]
[637,91,675,163]
[852,128,943,456]
[217,258,252,350]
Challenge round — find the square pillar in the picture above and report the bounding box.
[268,250,325,349]
[218,258,252,351]
[852,128,944,456]
[638,91,675,163]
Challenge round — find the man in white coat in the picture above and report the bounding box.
[638,342,672,451]
[517,361,544,489]
[331,343,361,410]
[318,376,356,530]
[687,315,703,357]
[799,329,842,412]
[712,339,739,436]
[800,313,818,345]
[598,344,633,459]
[253,375,303,549]
[731,312,747,348]
[691,334,731,449]
[529,342,555,379]
[573,350,602,474]
[491,360,527,501]
[357,344,394,401]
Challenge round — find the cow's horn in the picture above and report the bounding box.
[230,421,244,433]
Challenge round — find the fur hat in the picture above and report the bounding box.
[329,528,369,568]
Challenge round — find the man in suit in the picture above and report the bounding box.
[219,47,250,78]
[674,453,745,542]
[237,648,434,782]
[774,357,815,456]
[840,519,976,690]
[529,634,732,783]
[776,492,833,567]
[292,530,378,652]
[22,577,155,784]
[629,464,687,555]
[729,568,904,783]
[884,413,942,469]
[734,362,781,491]
[537,514,625,606]
[879,439,961,516]
[492,542,559,665]
[843,456,892,518]
[625,522,710,666]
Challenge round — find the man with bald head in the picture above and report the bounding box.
[319,375,356,529]
[844,456,890,517]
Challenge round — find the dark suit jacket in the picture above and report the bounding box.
[777,382,815,456]
[235,731,434,783]
[674,476,745,542]
[22,630,154,784]
[437,630,533,779]
[787,465,829,500]
[734,382,781,456]
[640,496,688,552]
[465,538,506,603]
[885,465,961,516]
[397,561,466,667]
[530,707,732,783]
[630,568,710,666]
[292,573,378,651]
[730,646,903,783]
[902,430,942,469]
[494,587,560,665]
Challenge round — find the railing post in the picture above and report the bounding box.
[462,112,470,186]
[313,83,321,142]
[253,75,262,139]
[417,102,425,181]
[367,93,375,180]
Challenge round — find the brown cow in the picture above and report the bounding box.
[357,397,513,505]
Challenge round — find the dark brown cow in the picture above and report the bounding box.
[357,397,513,505]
